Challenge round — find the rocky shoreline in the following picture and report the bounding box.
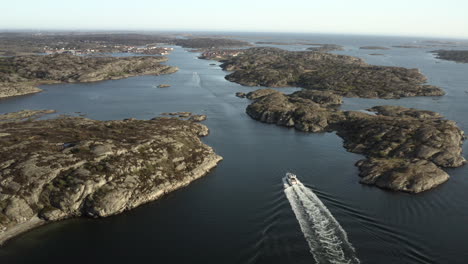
[219,47,444,99]
[0,54,178,98]
[431,50,468,63]
[243,89,465,193]
[359,46,390,50]
[306,44,345,52]
[0,111,222,244]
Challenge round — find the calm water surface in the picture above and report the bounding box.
[1,34,468,264]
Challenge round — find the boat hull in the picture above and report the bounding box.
[283,173,299,189]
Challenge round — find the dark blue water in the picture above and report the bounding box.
[1,33,468,263]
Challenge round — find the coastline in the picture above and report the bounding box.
[1,32,468,263]
[0,217,45,245]
[0,152,222,246]
[0,67,179,99]
[0,55,179,99]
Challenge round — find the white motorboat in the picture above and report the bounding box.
[283,172,298,188]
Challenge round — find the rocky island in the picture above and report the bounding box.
[359,46,390,50]
[0,110,222,244]
[392,45,424,49]
[173,37,252,49]
[245,89,465,193]
[432,50,468,63]
[0,54,178,98]
[198,49,243,61]
[254,42,345,52]
[219,47,444,99]
[306,44,344,52]
[0,32,175,56]
[221,48,444,99]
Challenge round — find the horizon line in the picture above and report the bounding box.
[1,28,468,41]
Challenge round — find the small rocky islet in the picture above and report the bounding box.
[359,46,390,50]
[243,89,465,193]
[306,44,345,52]
[0,110,222,244]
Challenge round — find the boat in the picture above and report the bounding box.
[283,172,298,188]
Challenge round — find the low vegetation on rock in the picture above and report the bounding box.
[173,38,251,49]
[245,89,465,193]
[0,112,222,243]
[359,46,390,50]
[220,47,444,99]
[306,44,344,52]
[432,50,468,63]
[0,54,178,98]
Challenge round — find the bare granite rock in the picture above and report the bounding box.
[359,46,390,50]
[161,112,192,118]
[356,158,449,193]
[306,44,345,52]
[245,89,465,193]
[0,113,222,244]
[235,92,246,98]
[0,54,178,98]
[246,89,345,132]
[0,109,56,122]
[188,115,207,122]
[431,50,468,63]
[338,107,466,168]
[246,89,282,100]
[220,47,445,99]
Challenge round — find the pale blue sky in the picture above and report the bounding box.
[2,0,468,38]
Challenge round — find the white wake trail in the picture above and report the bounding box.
[192,72,201,88]
[284,181,360,264]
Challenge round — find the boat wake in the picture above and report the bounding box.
[284,175,360,264]
[192,72,201,88]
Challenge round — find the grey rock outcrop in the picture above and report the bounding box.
[235,92,246,98]
[0,54,178,98]
[246,89,345,132]
[245,89,465,193]
[220,47,445,99]
[356,158,449,193]
[188,115,207,122]
[0,113,222,244]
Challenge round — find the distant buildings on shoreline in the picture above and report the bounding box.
[43,45,174,56]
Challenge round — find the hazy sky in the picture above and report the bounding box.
[2,0,468,39]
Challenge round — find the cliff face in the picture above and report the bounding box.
[220,47,444,99]
[245,89,465,193]
[0,54,178,98]
[0,113,222,244]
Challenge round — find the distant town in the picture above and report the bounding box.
[43,44,173,56]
